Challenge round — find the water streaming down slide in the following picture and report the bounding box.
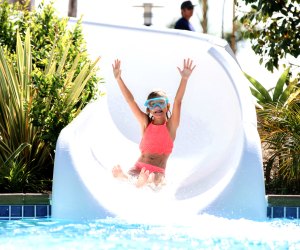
[51,21,267,221]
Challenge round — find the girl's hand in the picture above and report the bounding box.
[177,58,196,80]
[112,59,122,79]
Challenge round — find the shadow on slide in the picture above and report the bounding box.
[51,21,267,221]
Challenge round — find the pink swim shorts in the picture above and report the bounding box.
[134,161,165,174]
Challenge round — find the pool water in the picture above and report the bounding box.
[0,215,299,249]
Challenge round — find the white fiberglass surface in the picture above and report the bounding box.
[80,22,243,195]
[52,22,265,220]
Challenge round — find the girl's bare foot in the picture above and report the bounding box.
[154,173,165,186]
[136,167,150,188]
[112,165,128,180]
[147,173,155,184]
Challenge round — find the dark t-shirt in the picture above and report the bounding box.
[174,17,195,31]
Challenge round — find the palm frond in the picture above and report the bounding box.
[244,72,272,103]
[273,67,290,102]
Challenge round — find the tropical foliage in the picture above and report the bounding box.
[0,29,101,195]
[258,95,300,194]
[237,0,300,72]
[239,0,300,194]
[246,69,300,194]
[0,0,100,148]
[0,0,101,192]
[245,67,295,106]
[0,31,49,192]
[0,30,99,192]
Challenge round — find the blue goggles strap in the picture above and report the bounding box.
[144,97,169,107]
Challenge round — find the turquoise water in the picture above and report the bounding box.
[0,216,299,249]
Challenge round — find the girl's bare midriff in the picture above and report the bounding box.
[137,153,170,169]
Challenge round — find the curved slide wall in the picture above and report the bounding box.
[51,22,267,221]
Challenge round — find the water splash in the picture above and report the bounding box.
[0,216,299,249]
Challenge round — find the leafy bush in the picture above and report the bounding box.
[0,1,101,192]
[0,31,51,192]
[0,0,101,146]
[246,70,300,194]
[258,101,300,194]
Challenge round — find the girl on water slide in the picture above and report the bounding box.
[112,58,196,189]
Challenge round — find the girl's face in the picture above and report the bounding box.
[145,97,168,110]
[145,97,169,119]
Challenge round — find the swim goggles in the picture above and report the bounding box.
[144,97,169,110]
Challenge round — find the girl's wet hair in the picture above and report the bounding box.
[146,90,170,121]
[147,90,168,100]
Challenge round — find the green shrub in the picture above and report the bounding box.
[246,70,300,194]
[0,1,101,192]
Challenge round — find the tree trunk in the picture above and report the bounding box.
[200,0,208,33]
[230,0,237,54]
[68,0,77,17]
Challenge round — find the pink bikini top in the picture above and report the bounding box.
[139,122,174,155]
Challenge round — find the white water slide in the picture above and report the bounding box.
[52,21,267,221]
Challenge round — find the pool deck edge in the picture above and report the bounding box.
[1,193,300,220]
[1,193,300,206]
[0,193,51,205]
[267,195,300,207]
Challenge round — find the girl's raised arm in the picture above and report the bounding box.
[112,59,148,129]
[168,58,196,138]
